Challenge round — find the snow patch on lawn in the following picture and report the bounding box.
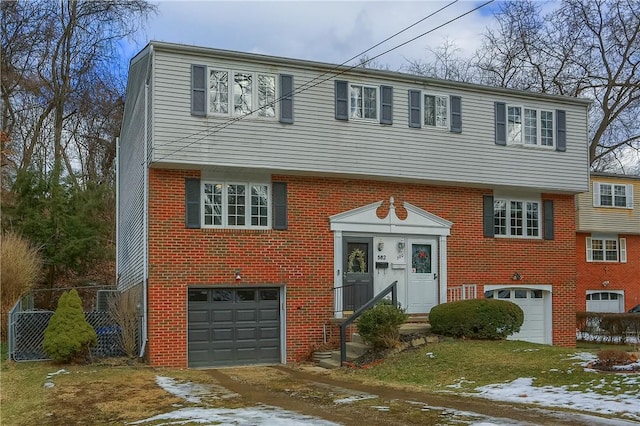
[155,376,238,403]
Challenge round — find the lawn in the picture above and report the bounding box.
[336,339,639,396]
[1,339,638,424]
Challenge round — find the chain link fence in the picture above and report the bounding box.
[7,288,141,362]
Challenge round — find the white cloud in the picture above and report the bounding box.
[130,1,497,70]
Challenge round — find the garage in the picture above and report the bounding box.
[586,291,624,313]
[187,287,282,368]
[484,286,551,344]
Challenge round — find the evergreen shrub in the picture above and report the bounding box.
[430,299,524,340]
[357,301,408,349]
[43,289,97,363]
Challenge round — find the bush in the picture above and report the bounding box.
[108,288,140,357]
[43,289,97,363]
[430,299,524,340]
[596,349,631,368]
[0,232,41,340]
[576,312,640,345]
[357,301,408,349]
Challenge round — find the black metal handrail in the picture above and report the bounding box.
[339,280,397,365]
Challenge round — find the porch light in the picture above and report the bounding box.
[235,269,242,281]
[512,272,522,281]
[397,240,405,251]
[378,241,384,251]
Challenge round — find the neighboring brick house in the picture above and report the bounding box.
[117,41,591,368]
[576,173,640,313]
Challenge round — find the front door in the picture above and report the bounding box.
[343,237,373,312]
[407,239,438,313]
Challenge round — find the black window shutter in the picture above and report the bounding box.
[273,182,288,230]
[483,195,495,237]
[335,80,349,120]
[495,102,506,145]
[191,65,206,116]
[380,85,393,125]
[185,178,201,228]
[408,90,421,128]
[450,95,462,133]
[279,74,294,124]
[543,200,554,240]
[556,109,566,152]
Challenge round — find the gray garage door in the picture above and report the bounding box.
[188,287,281,368]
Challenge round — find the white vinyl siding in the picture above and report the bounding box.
[149,46,590,194]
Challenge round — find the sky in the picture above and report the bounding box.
[126,0,502,72]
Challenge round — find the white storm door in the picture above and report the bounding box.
[407,239,438,313]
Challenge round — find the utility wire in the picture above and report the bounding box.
[156,0,494,161]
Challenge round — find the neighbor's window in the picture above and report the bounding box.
[586,237,627,262]
[350,84,378,120]
[208,69,276,117]
[202,182,270,228]
[508,105,553,147]
[594,183,633,208]
[494,198,540,238]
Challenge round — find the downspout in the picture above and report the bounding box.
[139,44,154,359]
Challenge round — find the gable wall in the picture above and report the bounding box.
[146,168,576,367]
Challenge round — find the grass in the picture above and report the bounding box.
[336,339,637,396]
[1,339,637,424]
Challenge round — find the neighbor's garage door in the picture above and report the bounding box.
[486,288,548,344]
[586,292,624,313]
[188,287,281,368]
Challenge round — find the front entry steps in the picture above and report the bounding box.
[316,318,435,369]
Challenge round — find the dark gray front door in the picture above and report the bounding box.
[188,287,281,368]
[343,237,373,311]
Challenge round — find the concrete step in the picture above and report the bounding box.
[400,322,432,335]
[318,357,341,369]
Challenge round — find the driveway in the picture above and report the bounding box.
[157,365,635,426]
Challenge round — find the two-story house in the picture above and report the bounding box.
[576,173,640,313]
[117,41,591,368]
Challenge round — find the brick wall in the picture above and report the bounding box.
[146,168,577,367]
[576,233,640,311]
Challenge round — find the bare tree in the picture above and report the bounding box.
[404,38,477,83]
[474,0,640,172]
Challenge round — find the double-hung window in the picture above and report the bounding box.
[586,236,627,262]
[507,106,554,147]
[202,182,270,228]
[424,94,448,128]
[350,84,378,120]
[593,182,634,208]
[494,198,540,238]
[208,69,276,118]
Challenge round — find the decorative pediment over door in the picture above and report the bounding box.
[329,197,453,235]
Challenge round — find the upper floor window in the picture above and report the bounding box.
[202,181,270,228]
[350,84,378,120]
[507,106,554,148]
[208,69,276,118]
[424,94,448,128]
[586,236,627,263]
[593,182,634,208]
[494,198,540,238]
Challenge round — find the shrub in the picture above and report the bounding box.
[108,288,140,357]
[430,299,524,340]
[43,289,97,363]
[596,349,631,368]
[357,301,408,349]
[0,232,41,340]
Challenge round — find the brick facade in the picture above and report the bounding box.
[146,168,577,367]
[576,233,640,312]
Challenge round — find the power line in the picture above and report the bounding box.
[155,0,494,161]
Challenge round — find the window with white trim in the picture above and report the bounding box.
[494,199,540,238]
[424,93,448,128]
[507,105,554,147]
[350,84,378,120]
[208,69,276,117]
[202,182,270,228]
[593,182,634,208]
[586,236,627,262]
